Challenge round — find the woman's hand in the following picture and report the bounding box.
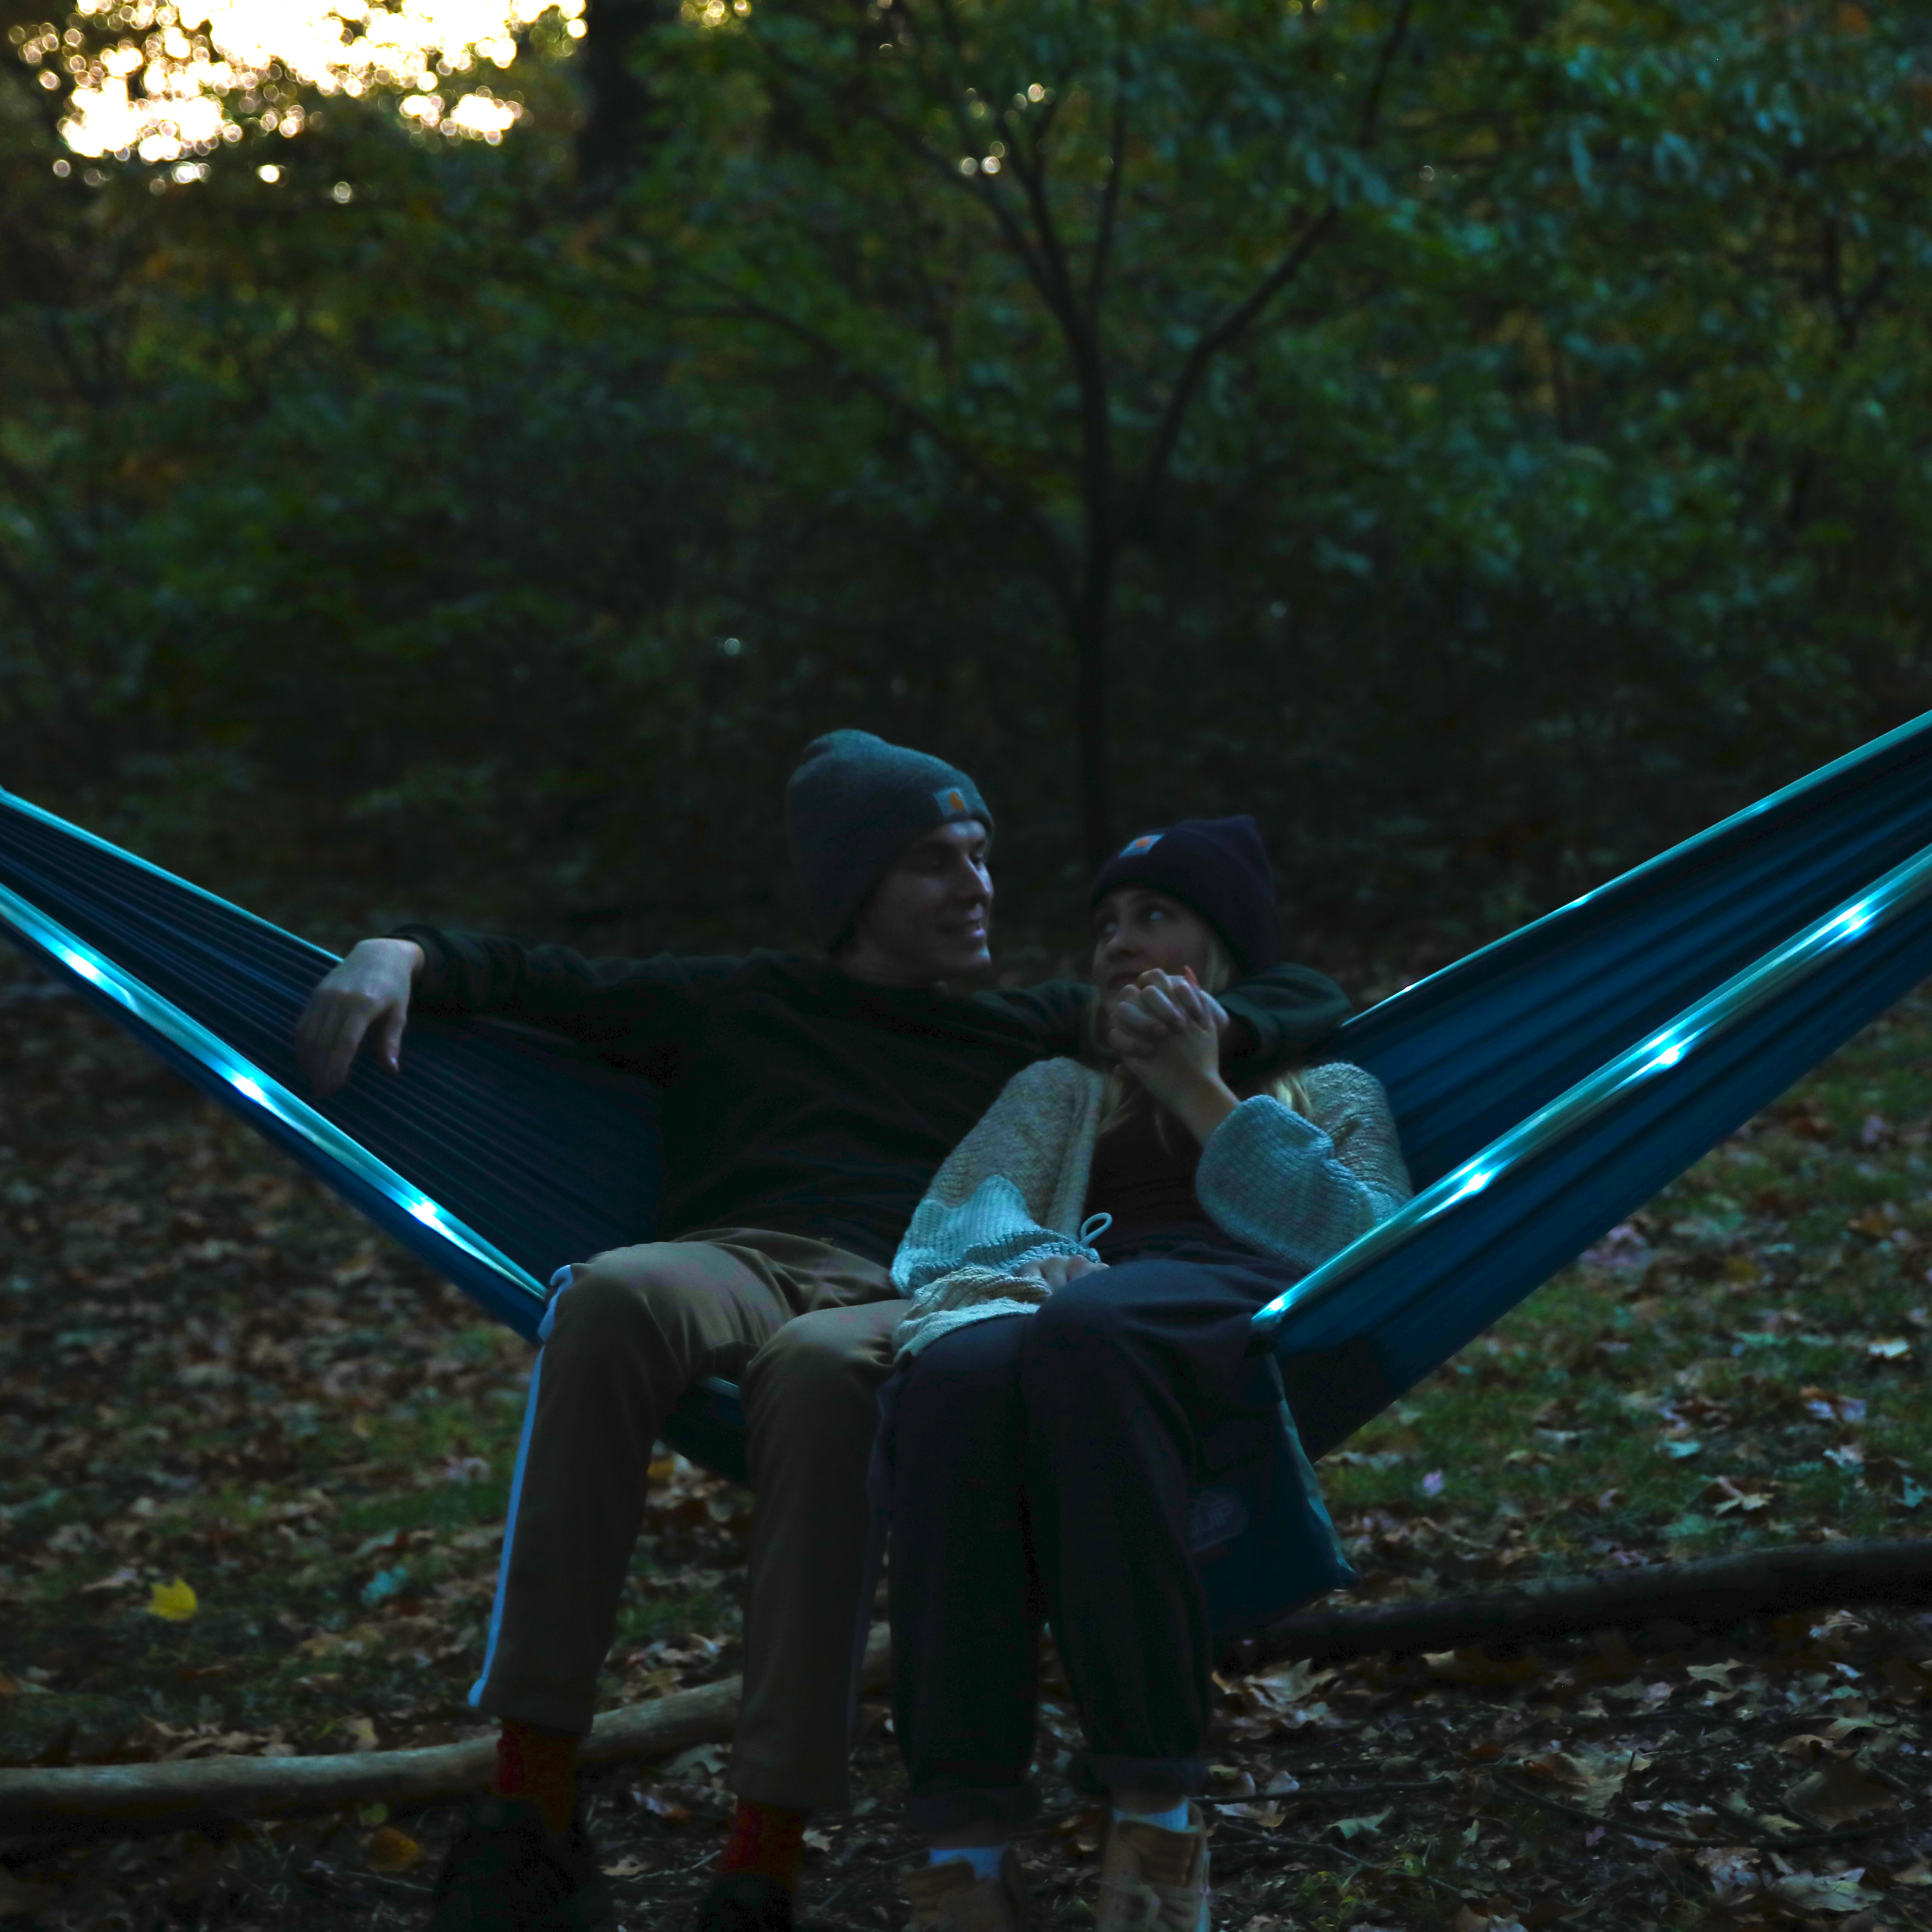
[1108,968,1239,1145]
[1107,974,1231,1063]
[295,938,424,1095]
[1023,1253,1107,1292]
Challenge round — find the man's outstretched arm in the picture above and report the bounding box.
[985,960,1351,1068]
[295,924,749,1096]
[295,937,425,1095]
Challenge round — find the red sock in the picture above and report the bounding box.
[718,1798,807,1893]
[490,1719,580,1834]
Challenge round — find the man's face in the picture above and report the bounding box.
[843,820,994,987]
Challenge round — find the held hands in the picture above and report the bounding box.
[294,938,423,1095]
[1106,967,1240,1145]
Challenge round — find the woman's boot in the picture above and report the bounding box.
[1095,1807,1211,1932]
[903,1849,1032,1932]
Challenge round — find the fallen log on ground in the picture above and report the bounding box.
[1242,1534,1932,1667]
[7,1539,1932,1837]
[0,1628,892,1836]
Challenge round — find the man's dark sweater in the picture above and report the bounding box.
[396,928,1350,1267]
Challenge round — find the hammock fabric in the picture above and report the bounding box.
[5,718,1932,1633]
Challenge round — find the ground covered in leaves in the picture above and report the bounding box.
[5,954,1932,1930]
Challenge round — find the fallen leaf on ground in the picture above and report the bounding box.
[1519,1746,1637,1814]
[145,1578,198,1621]
[1765,1870,1884,1913]
[1452,1909,1525,1932]
[1701,1475,1777,1514]
[1786,1759,1898,1826]
[1778,1733,1841,1759]
[1685,1661,1745,1689]
[158,1730,273,1761]
[1331,1809,1389,1839]
[1250,1659,1333,1704]
[365,1826,422,1872]
[1425,1648,1544,1686]
[1802,1388,1867,1424]
[632,1790,691,1822]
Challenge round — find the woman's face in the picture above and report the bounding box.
[1091,888,1218,1015]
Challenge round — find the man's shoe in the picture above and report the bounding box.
[694,1871,795,1932]
[427,1794,614,1932]
[1094,1807,1211,1932]
[903,1849,1031,1932]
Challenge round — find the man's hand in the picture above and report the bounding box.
[1023,1253,1107,1292]
[1107,973,1231,1062]
[1107,968,1239,1145]
[295,938,424,1095]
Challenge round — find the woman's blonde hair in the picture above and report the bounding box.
[1086,928,1315,1137]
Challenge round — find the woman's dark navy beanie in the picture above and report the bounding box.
[1088,815,1282,974]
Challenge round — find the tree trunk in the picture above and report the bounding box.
[574,0,671,202]
[1074,593,1114,872]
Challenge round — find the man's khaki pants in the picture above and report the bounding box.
[469,1228,905,1811]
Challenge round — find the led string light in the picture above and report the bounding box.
[0,878,548,1309]
[1249,838,1932,1334]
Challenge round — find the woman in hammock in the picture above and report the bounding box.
[881,816,1411,1932]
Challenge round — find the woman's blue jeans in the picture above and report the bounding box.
[882,1243,1300,1836]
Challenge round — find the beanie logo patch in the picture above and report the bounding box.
[1119,833,1163,856]
[935,787,972,816]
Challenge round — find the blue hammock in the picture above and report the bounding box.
[4,718,1932,1629]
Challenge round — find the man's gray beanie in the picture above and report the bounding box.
[787,730,993,946]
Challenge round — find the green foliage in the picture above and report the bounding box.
[1,0,1929,947]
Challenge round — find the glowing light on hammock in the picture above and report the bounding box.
[1249,835,1932,1335]
[56,945,107,985]
[0,871,549,1309]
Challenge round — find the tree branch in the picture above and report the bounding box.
[0,1631,890,1837]
[1119,0,1414,542]
[1234,1535,1932,1669]
[1084,93,1128,323]
[1120,201,1339,541]
[1356,0,1415,150]
[675,279,1075,612]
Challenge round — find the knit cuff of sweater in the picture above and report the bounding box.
[1196,1095,1330,1239]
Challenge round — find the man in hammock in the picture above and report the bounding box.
[296,729,1350,1932]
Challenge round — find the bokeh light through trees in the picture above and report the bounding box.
[7,0,585,166]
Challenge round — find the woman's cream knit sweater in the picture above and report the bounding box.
[889,1058,1411,1358]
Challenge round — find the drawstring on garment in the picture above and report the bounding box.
[1078,1211,1113,1253]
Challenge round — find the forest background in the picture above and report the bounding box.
[4,0,1931,972]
